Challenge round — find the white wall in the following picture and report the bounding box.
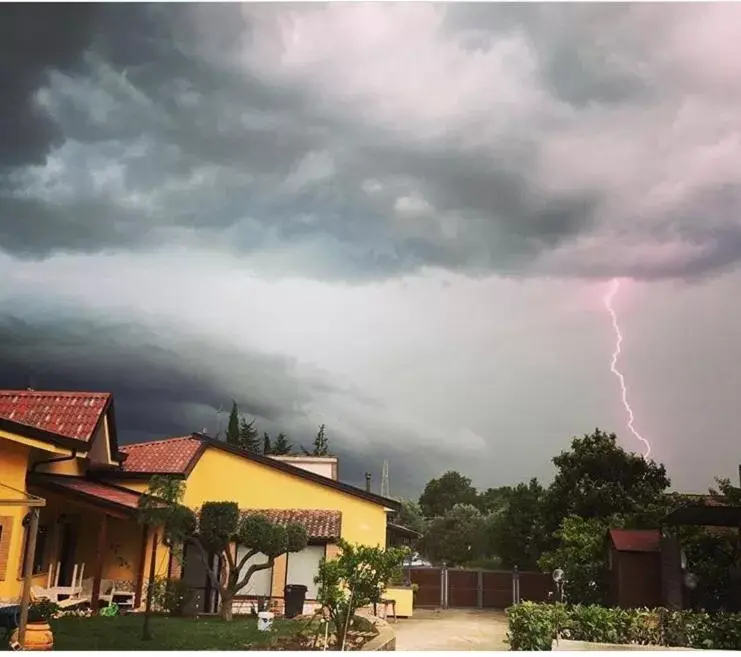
[286,545,325,600]
[235,547,272,597]
[270,456,337,480]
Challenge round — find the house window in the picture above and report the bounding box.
[235,547,272,597]
[21,519,48,576]
[286,545,325,600]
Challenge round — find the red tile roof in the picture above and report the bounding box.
[245,509,342,540]
[32,475,142,511]
[0,390,110,443]
[609,528,661,553]
[119,436,203,474]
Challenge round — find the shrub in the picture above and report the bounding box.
[505,601,557,651]
[506,602,741,651]
[149,577,198,616]
[29,599,59,623]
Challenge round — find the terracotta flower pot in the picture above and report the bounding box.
[10,622,54,651]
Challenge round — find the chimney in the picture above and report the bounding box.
[365,472,372,492]
[737,464,741,488]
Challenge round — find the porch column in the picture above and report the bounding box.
[90,513,108,613]
[134,525,148,608]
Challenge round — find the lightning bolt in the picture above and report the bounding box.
[603,278,652,459]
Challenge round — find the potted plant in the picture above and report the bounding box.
[10,601,57,651]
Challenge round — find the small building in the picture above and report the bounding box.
[607,528,663,609]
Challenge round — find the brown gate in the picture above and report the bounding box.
[482,570,513,608]
[409,567,441,607]
[448,569,478,608]
[410,566,553,609]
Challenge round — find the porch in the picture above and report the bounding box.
[25,474,155,611]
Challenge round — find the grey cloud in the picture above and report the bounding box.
[0,305,451,493]
[0,4,99,167]
[2,4,741,283]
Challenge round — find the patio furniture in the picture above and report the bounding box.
[379,598,397,623]
[0,603,20,640]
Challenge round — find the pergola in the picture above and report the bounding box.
[664,504,741,528]
[0,482,46,647]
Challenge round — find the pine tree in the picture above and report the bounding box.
[225,401,240,446]
[271,433,293,456]
[263,432,272,455]
[302,424,330,456]
[238,417,260,453]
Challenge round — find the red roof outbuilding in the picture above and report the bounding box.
[608,528,661,553]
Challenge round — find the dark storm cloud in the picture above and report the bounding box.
[2,3,740,282]
[0,310,317,441]
[0,3,99,166]
[0,305,445,493]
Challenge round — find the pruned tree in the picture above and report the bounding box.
[190,503,307,620]
[141,480,307,622]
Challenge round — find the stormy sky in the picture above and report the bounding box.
[2,3,741,497]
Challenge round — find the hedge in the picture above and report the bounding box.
[506,601,741,651]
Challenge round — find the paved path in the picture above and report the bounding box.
[392,609,509,651]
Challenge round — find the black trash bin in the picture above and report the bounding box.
[284,584,308,618]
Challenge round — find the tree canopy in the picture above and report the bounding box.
[544,428,670,532]
[419,503,487,566]
[418,470,478,518]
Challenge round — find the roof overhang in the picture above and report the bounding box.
[28,474,141,519]
[664,504,741,527]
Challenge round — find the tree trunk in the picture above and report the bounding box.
[142,530,158,641]
[220,589,234,621]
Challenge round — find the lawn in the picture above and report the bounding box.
[44,614,302,651]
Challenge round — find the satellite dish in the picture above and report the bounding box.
[552,568,564,583]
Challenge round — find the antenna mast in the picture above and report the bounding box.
[380,460,390,498]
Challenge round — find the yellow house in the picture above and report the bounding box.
[0,389,401,617]
[100,433,400,614]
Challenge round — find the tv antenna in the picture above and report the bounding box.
[380,460,390,498]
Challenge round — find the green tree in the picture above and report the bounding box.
[238,417,260,453]
[419,503,487,566]
[477,486,513,514]
[225,401,240,446]
[271,432,293,455]
[141,479,307,622]
[396,499,426,535]
[418,471,478,518]
[538,515,619,605]
[137,475,195,640]
[315,540,408,649]
[262,432,272,455]
[488,478,547,569]
[303,424,330,456]
[544,428,670,533]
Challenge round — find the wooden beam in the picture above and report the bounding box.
[134,525,148,608]
[90,513,108,613]
[18,508,40,647]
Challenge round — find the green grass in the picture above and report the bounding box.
[45,614,301,651]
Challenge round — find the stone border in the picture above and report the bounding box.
[357,615,396,651]
[554,639,693,651]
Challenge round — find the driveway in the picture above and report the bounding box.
[392,609,509,651]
